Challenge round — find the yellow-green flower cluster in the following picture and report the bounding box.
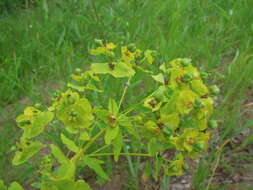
[143,58,217,176]
[11,40,218,190]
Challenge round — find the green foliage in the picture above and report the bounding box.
[1,0,253,188]
[3,41,218,189]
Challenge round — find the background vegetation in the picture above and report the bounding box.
[0,0,253,189]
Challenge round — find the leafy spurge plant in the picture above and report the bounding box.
[5,40,219,189]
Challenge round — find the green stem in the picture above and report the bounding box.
[71,128,106,163]
[90,144,110,154]
[88,152,151,157]
[118,77,131,110]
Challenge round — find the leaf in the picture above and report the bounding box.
[56,98,94,129]
[142,162,152,180]
[110,62,135,78]
[153,157,163,181]
[105,126,119,145]
[52,162,76,180]
[176,90,198,115]
[90,62,135,78]
[8,182,24,190]
[67,83,102,93]
[50,144,68,164]
[152,73,164,84]
[113,130,123,162]
[159,113,180,130]
[79,131,90,141]
[191,79,209,96]
[83,157,109,181]
[41,180,92,190]
[60,134,79,153]
[148,138,159,156]
[17,111,54,139]
[108,98,119,115]
[0,180,7,190]
[12,141,44,166]
[75,180,92,190]
[90,63,110,74]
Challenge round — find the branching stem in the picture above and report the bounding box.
[88,152,151,157]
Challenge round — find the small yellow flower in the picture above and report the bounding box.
[89,42,116,55]
[172,128,210,158]
[144,50,155,64]
[121,46,135,62]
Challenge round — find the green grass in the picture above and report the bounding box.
[0,0,253,188]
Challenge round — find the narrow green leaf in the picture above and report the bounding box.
[148,138,159,156]
[8,182,24,190]
[60,134,79,153]
[75,180,92,190]
[52,162,76,181]
[50,144,68,164]
[105,127,119,145]
[113,130,123,162]
[79,131,90,141]
[108,98,119,115]
[12,141,43,166]
[152,73,164,84]
[153,157,163,181]
[83,157,109,181]
[0,180,7,190]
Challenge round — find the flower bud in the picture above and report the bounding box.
[200,72,208,80]
[18,120,31,126]
[181,58,191,67]
[194,141,204,151]
[75,68,82,74]
[127,43,136,52]
[193,98,203,108]
[183,73,193,83]
[10,146,17,152]
[69,109,78,117]
[53,91,61,99]
[210,85,220,95]
[34,103,42,109]
[209,120,218,129]
[94,39,103,46]
[107,51,115,58]
[182,163,189,170]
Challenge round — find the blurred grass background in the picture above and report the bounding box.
[0,0,253,189]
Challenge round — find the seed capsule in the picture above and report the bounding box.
[127,43,136,52]
[209,120,218,129]
[94,39,103,46]
[75,68,82,74]
[194,141,204,151]
[194,98,203,108]
[200,72,208,80]
[183,73,193,83]
[210,85,220,95]
[69,109,78,117]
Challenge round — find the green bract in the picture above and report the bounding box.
[8,41,218,189]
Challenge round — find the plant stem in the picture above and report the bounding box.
[71,128,106,163]
[90,0,106,41]
[206,139,230,190]
[87,152,151,157]
[118,77,131,110]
